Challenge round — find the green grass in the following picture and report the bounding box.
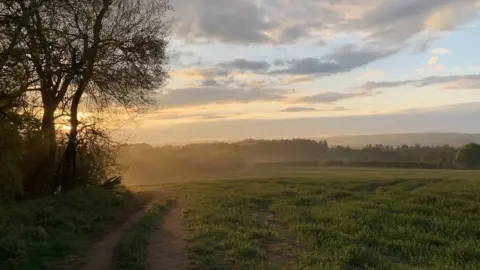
[0,186,139,270]
[116,198,173,270]
[174,168,480,270]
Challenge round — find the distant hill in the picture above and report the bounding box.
[323,133,480,148]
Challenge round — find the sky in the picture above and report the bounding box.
[125,0,480,145]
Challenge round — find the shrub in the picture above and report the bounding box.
[0,120,23,203]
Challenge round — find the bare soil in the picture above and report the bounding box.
[147,196,189,270]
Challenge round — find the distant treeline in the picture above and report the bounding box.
[119,139,462,181]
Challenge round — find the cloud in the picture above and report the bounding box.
[431,48,451,55]
[280,107,318,112]
[280,106,350,112]
[170,68,231,79]
[237,79,275,88]
[154,112,229,120]
[156,87,292,107]
[410,38,435,53]
[278,75,315,85]
[297,91,372,104]
[169,51,196,66]
[358,74,480,91]
[171,0,480,46]
[334,106,349,111]
[428,56,438,65]
[273,59,286,66]
[217,59,270,72]
[271,44,397,75]
[172,0,274,43]
[200,79,219,87]
[353,0,480,44]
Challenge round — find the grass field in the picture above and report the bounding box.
[168,168,480,270]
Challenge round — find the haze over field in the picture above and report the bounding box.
[122,0,480,144]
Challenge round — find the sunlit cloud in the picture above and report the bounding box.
[430,48,451,55]
[427,56,438,65]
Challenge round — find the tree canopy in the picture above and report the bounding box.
[0,0,171,199]
[455,143,480,169]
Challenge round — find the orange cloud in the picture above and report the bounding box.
[428,56,438,65]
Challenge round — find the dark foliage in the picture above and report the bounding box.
[455,143,480,169]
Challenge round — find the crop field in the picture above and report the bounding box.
[168,168,480,269]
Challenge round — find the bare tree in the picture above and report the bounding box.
[57,0,171,190]
[0,0,39,110]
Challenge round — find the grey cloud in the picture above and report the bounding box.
[280,106,350,112]
[273,59,286,66]
[279,24,312,43]
[273,57,338,75]
[172,0,274,43]
[316,40,327,47]
[359,74,480,91]
[218,59,270,72]
[200,79,219,87]
[351,0,476,44]
[172,0,480,46]
[280,107,318,112]
[157,87,291,107]
[409,37,436,54]
[272,45,397,75]
[297,91,371,104]
[184,68,231,80]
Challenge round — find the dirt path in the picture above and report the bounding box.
[56,192,156,270]
[79,210,147,270]
[55,208,145,270]
[147,196,189,270]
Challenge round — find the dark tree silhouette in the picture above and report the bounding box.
[456,143,480,169]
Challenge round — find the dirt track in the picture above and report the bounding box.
[57,190,189,270]
[147,198,189,270]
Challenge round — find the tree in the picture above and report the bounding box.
[455,143,480,169]
[2,0,170,195]
[0,0,39,111]
[58,0,171,190]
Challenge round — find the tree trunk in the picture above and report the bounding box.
[61,92,81,191]
[40,103,58,194]
[61,124,77,191]
[23,102,57,197]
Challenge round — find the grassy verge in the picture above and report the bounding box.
[0,186,140,270]
[116,197,173,270]
[179,168,480,269]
